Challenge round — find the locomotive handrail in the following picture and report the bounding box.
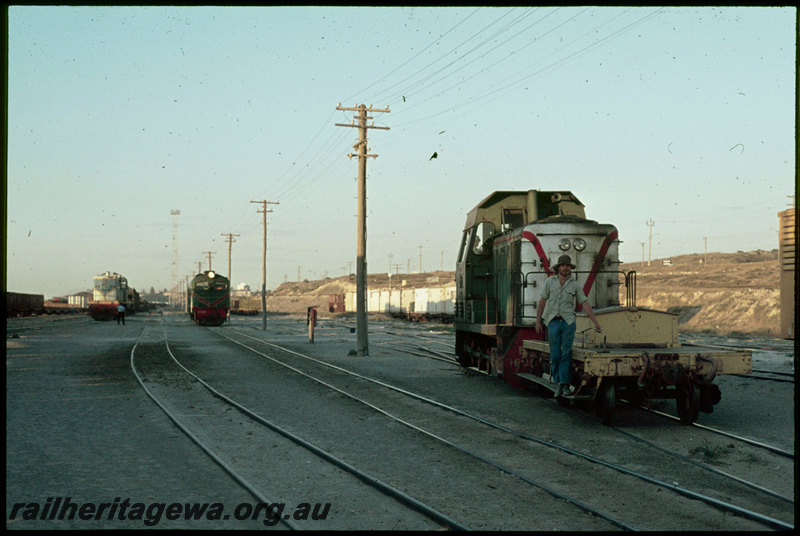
[510,269,637,324]
[578,326,607,352]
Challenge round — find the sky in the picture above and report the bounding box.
[6,6,797,299]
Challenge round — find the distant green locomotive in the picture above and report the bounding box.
[188,270,230,326]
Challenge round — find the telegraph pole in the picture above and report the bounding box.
[646,219,655,266]
[202,251,215,271]
[335,103,390,356]
[221,232,240,322]
[640,242,646,269]
[170,209,180,306]
[251,200,279,330]
[703,237,708,267]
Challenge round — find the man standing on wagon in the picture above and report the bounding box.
[535,255,602,397]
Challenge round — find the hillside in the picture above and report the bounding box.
[620,249,781,336]
[237,250,783,336]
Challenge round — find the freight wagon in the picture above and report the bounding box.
[344,285,456,322]
[6,292,45,317]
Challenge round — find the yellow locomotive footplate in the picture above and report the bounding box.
[520,306,753,378]
[521,340,753,377]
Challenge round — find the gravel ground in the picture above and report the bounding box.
[6,312,795,530]
[6,316,281,530]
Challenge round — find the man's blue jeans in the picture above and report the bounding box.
[548,318,576,384]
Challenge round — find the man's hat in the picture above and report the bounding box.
[555,254,576,269]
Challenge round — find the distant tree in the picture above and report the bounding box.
[150,286,155,294]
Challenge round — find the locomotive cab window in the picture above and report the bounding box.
[472,221,495,256]
[503,208,525,230]
[458,229,473,262]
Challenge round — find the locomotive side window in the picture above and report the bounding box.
[458,229,472,262]
[472,221,495,255]
[503,208,524,230]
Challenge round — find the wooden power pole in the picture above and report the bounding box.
[220,233,240,282]
[646,219,655,266]
[250,200,279,330]
[221,232,240,322]
[201,251,215,271]
[335,103,390,356]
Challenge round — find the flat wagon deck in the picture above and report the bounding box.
[517,306,753,424]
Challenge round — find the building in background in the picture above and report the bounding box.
[232,283,252,298]
[68,291,92,309]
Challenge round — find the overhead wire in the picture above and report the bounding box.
[226,8,668,269]
[394,7,665,130]
[390,7,587,123]
[385,7,560,119]
[240,7,535,212]
[247,7,492,216]
[342,6,484,105]
[366,7,523,107]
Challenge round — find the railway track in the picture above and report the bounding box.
[6,314,93,334]
[376,323,795,461]
[206,320,792,531]
[215,326,635,530]
[732,369,794,383]
[129,315,463,531]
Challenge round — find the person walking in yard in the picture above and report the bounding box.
[535,255,602,397]
[116,304,126,325]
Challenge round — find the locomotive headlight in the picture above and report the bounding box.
[558,238,571,251]
[573,238,586,251]
[208,271,216,279]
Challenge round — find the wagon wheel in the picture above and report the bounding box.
[676,382,700,425]
[595,382,616,425]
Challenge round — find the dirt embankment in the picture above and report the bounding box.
[621,249,782,336]
[240,251,783,336]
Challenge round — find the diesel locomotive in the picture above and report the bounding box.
[89,271,140,320]
[454,190,751,424]
[188,270,230,326]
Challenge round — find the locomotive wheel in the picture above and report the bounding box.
[676,383,700,425]
[595,382,616,425]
